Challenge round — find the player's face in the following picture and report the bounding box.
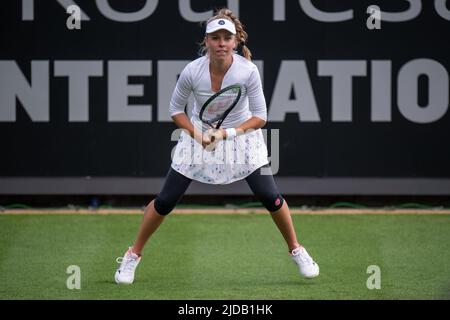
[205,30,236,62]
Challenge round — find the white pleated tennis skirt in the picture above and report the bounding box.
[171,129,269,184]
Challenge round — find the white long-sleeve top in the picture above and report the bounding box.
[169,53,267,130]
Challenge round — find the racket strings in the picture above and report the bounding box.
[203,94,238,125]
[199,84,242,128]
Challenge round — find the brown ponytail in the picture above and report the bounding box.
[200,8,253,61]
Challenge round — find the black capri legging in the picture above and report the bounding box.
[153,164,284,215]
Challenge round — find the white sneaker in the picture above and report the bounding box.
[114,247,141,284]
[291,246,319,279]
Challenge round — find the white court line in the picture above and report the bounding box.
[1,209,450,215]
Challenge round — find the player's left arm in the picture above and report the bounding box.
[235,116,266,134]
[210,65,267,141]
[211,115,265,141]
[222,65,267,138]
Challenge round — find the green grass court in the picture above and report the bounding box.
[0,213,449,300]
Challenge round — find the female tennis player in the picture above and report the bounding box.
[115,8,319,284]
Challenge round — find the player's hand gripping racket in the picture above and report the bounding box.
[199,84,242,148]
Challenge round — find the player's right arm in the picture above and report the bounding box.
[169,65,211,148]
[171,113,211,149]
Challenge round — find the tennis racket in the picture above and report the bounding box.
[199,84,242,144]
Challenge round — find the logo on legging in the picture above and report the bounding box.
[275,198,281,207]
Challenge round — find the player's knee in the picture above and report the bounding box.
[153,196,176,216]
[262,195,284,213]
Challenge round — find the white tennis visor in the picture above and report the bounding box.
[206,19,236,34]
